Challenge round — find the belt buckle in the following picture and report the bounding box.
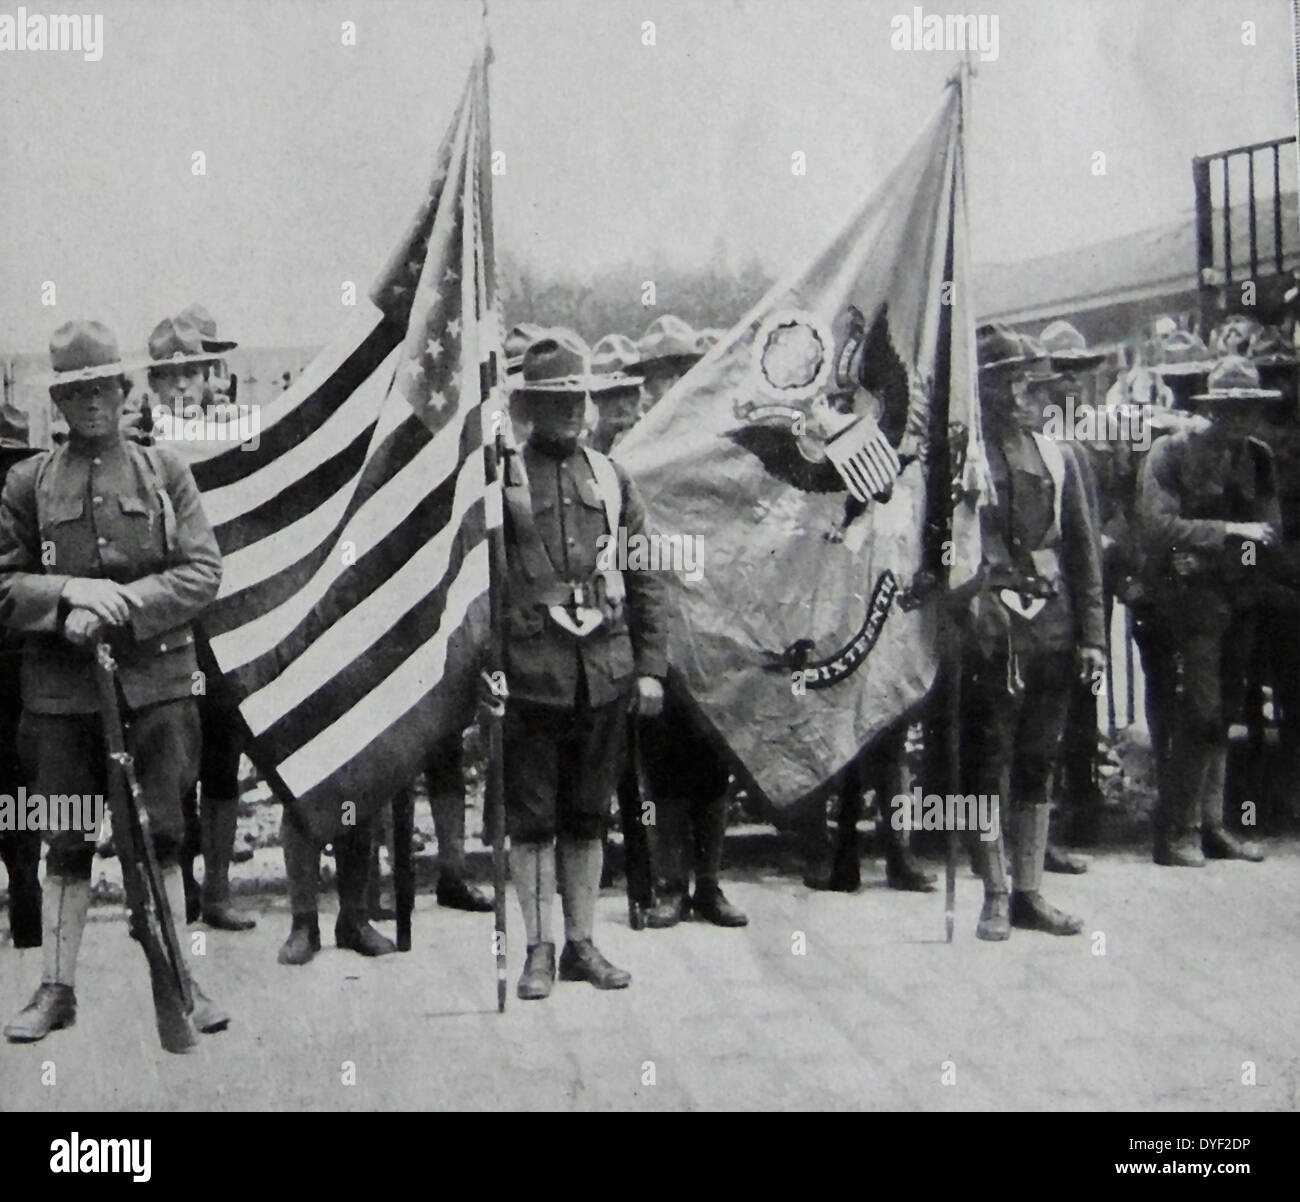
[999,588,1046,621]
[548,583,603,638]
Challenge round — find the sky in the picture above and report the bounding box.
[1,0,1296,353]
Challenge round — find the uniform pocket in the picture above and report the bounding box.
[116,492,161,559]
[39,495,84,532]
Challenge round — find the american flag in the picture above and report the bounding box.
[184,55,502,840]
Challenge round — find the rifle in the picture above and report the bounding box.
[392,787,415,952]
[615,719,657,928]
[93,642,197,1054]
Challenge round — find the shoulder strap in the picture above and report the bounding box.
[501,451,568,605]
[582,446,622,535]
[128,441,180,561]
[1031,432,1065,543]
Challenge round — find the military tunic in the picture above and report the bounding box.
[1134,429,1281,846]
[961,429,1105,815]
[502,441,668,843]
[0,436,222,873]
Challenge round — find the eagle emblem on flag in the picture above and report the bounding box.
[728,303,929,541]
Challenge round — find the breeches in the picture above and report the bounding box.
[504,692,628,844]
[19,701,200,879]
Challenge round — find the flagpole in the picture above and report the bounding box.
[476,2,510,1014]
[943,49,975,943]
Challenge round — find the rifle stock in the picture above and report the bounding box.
[93,643,197,1054]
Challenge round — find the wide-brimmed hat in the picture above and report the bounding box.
[504,322,548,373]
[146,316,226,370]
[1039,319,1108,371]
[1152,329,1213,377]
[177,302,238,352]
[1189,354,1284,404]
[39,319,145,386]
[977,322,1045,375]
[590,333,644,395]
[510,328,608,397]
[636,314,701,371]
[0,401,31,449]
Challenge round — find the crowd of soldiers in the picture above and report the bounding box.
[1,292,1297,1041]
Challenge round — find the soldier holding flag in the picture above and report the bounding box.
[501,331,669,999]
[962,325,1105,942]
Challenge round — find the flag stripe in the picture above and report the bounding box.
[247,500,485,750]
[282,609,484,823]
[202,410,450,636]
[276,541,490,797]
[210,406,477,673]
[191,308,394,493]
[211,423,375,557]
[204,345,399,533]
[240,440,484,730]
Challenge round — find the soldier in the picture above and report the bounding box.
[277,809,394,964]
[1037,320,1113,869]
[585,335,658,918]
[176,302,239,410]
[964,325,1105,942]
[1151,328,1214,412]
[1134,356,1281,866]
[594,326,746,929]
[505,323,548,375]
[146,313,257,931]
[588,334,644,454]
[801,722,937,894]
[0,403,42,948]
[634,315,702,415]
[0,320,228,1042]
[636,684,748,927]
[502,331,669,998]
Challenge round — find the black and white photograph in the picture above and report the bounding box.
[1,0,1299,1154]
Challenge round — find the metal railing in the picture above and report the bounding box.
[1193,136,1297,299]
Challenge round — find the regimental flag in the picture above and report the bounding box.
[614,83,986,811]
[180,56,503,841]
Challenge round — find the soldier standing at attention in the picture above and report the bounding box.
[1135,357,1279,867]
[276,804,396,965]
[145,313,256,931]
[0,321,227,1042]
[963,325,1105,942]
[633,315,702,416]
[614,318,749,928]
[503,332,669,999]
